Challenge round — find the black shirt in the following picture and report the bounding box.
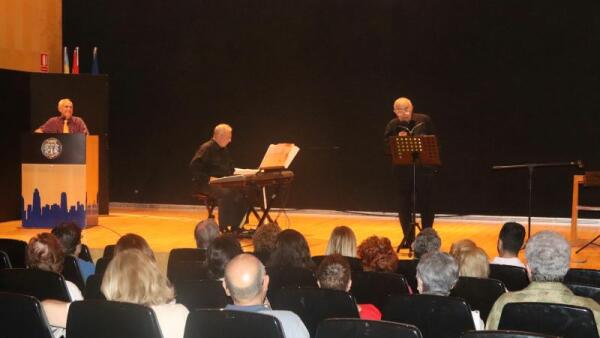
[383,113,435,140]
[190,139,235,187]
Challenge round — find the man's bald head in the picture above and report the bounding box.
[223,253,268,305]
[393,97,414,122]
[213,123,232,148]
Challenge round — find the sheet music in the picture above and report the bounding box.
[259,143,300,170]
[233,168,259,176]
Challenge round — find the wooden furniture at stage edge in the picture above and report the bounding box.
[571,172,600,243]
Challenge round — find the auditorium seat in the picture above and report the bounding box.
[489,264,529,291]
[498,302,599,338]
[461,330,559,338]
[350,270,411,310]
[269,287,359,337]
[565,282,600,303]
[0,292,54,338]
[382,294,475,338]
[95,256,111,275]
[316,318,423,338]
[78,243,93,262]
[66,300,164,338]
[266,266,318,296]
[0,238,27,268]
[184,309,285,338]
[396,259,419,293]
[0,268,71,301]
[103,244,115,258]
[565,268,600,288]
[312,255,363,271]
[63,255,86,290]
[175,279,230,309]
[0,250,11,269]
[167,248,208,284]
[450,276,506,321]
[84,274,106,300]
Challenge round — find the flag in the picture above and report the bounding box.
[63,47,70,74]
[91,46,100,75]
[72,47,80,74]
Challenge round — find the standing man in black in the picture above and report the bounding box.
[190,124,247,232]
[384,97,438,249]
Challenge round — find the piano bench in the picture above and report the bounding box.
[193,193,217,219]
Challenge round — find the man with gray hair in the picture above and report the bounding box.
[190,124,248,232]
[222,254,309,338]
[417,252,484,329]
[194,218,220,249]
[35,98,89,134]
[486,231,600,330]
[412,228,441,259]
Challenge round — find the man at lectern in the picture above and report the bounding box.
[190,123,247,232]
[34,98,89,134]
[384,97,437,249]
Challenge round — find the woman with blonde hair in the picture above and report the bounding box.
[457,246,490,278]
[449,239,477,260]
[325,225,357,257]
[42,249,189,338]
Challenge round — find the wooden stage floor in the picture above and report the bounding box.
[1,206,599,272]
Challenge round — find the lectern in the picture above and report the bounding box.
[20,134,99,228]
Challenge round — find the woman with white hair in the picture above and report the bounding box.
[42,249,189,338]
[416,251,484,330]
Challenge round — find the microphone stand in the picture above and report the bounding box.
[492,161,582,239]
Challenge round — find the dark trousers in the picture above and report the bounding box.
[394,166,436,244]
[201,184,248,231]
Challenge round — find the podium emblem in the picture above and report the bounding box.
[41,138,63,159]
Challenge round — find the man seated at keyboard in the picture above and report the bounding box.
[190,123,248,232]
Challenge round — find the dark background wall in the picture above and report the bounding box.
[63,0,600,217]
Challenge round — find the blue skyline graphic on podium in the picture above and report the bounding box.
[21,189,86,228]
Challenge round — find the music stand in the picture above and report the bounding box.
[389,135,441,253]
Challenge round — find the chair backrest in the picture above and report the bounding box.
[0,292,54,338]
[382,294,475,338]
[396,259,419,292]
[269,287,360,337]
[63,255,86,290]
[266,266,318,296]
[461,330,560,338]
[565,268,600,288]
[0,268,71,301]
[167,248,208,284]
[565,282,600,304]
[450,276,506,321]
[176,279,230,309]
[498,302,599,338]
[350,271,410,310]
[84,274,106,300]
[489,264,529,291]
[66,300,164,338]
[0,250,12,269]
[78,244,93,262]
[103,244,115,258]
[184,309,285,338]
[95,256,111,275]
[316,318,423,338]
[0,238,27,268]
[312,255,364,271]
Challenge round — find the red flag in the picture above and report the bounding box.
[72,47,80,74]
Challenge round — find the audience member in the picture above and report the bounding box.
[412,228,441,259]
[357,236,398,272]
[51,222,95,281]
[194,218,220,249]
[416,252,484,330]
[316,254,381,320]
[490,222,526,268]
[486,231,600,331]
[268,229,315,270]
[325,225,357,257]
[252,222,281,264]
[450,239,477,260]
[114,233,156,260]
[207,234,243,279]
[222,253,309,338]
[458,247,490,278]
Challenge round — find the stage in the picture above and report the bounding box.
[1,204,599,273]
